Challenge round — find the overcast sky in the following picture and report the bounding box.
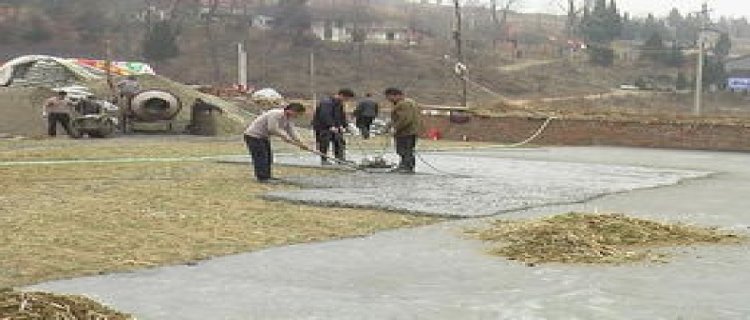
[515,0,749,19]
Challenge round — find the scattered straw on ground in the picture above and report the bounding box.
[0,288,131,320]
[469,213,745,265]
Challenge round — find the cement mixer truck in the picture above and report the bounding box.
[122,89,182,133]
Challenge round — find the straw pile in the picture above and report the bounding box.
[470,213,744,265]
[0,289,132,320]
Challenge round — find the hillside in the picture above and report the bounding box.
[2,1,749,114]
[145,23,679,107]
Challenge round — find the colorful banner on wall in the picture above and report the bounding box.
[71,59,156,76]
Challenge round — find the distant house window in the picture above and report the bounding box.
[386,32,395,41]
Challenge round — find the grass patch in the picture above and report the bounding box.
[469,213,745,265]
[0,137,247,161]
[0,159,438,288]
[0,288,132,320]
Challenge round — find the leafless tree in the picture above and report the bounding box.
[557,0,584,38]
[203,0,222,83]
[489,0,520,46]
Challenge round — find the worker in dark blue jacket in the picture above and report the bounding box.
[312,88,355,164]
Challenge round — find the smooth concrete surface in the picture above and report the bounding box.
[267,152,708,217]
[28,147,750,320]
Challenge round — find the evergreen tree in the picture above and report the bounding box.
[581,0,621,44]
[588,44,615,66]
[607,0,622,40]
[702,57,726,88]
[732,17,750,37]
[667,8,682,28]
[273,0,312,45]
[73,5,108,43]
[717,17,730,33]
[21,15,52,43]
[641,32,665,62]
[142,21,180,62]
[620,12,639,40]
[580,0,622,66]
[641,32,684,67]
[714,33,732,60]
[640,13,668,40]
[672,13,700,46]
[676,72,688,90]
[667,43,684,67]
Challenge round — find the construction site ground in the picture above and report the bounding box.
[0,135,506,289]
[2,135,747,319]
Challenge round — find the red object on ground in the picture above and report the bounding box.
[427,128,442,140]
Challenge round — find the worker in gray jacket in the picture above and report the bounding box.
[243,103,310,183]
[116,75,141,132]
[353,93,379,139]
[42,91,75,137]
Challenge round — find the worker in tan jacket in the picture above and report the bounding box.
[384,87,421,174]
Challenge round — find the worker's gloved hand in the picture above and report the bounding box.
[42,112,48,118]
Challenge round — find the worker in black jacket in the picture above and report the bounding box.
[312,88,355,165]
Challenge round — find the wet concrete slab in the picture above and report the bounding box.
[265,153,709,217]
[27,147,750,320]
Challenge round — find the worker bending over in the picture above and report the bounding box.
[243,103,310,183]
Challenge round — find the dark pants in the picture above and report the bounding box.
[356,117,374,139]
[315,130,345,161]
[48,113,75,137]
[120,93,136,132]
[244,135,272,181]
[395,135,417,171]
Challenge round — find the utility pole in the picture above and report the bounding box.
[105,38,113,94]
[354,0,364,85]
[694,3,709,116]
[310,50,316,105]
[237,42,248,91]
[453,0,467,107]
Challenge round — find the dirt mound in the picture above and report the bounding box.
[470,213,744,265]
[0,289,132,319]
[478,91,750,125]
[0,87,53,137]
